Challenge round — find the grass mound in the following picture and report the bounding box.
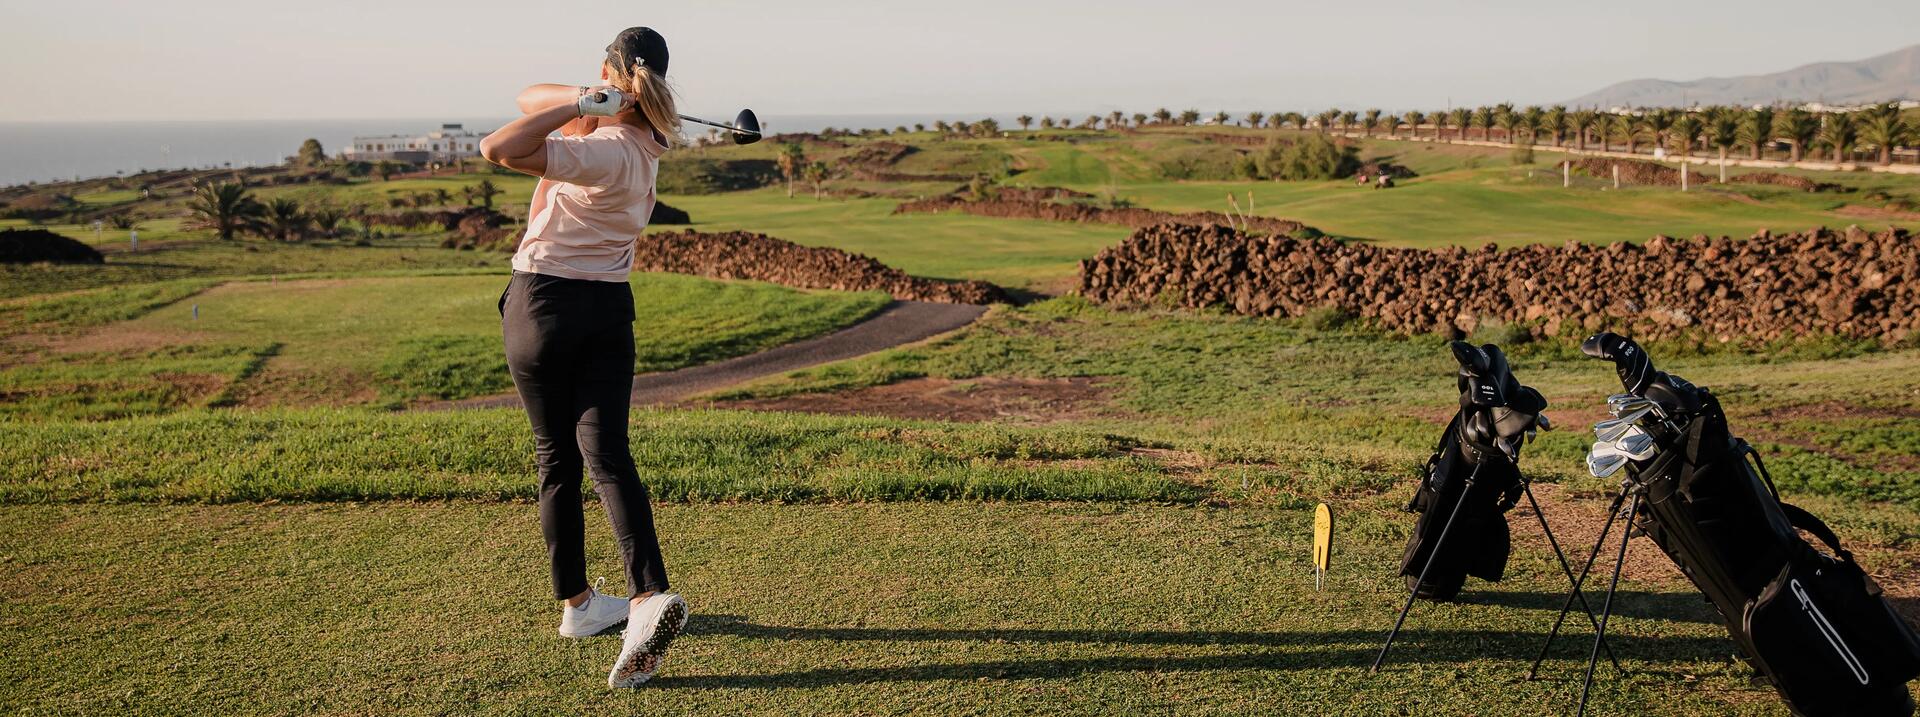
[0,228,101,264]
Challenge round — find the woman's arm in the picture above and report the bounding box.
[516,83,578,114]
[479,102,579,176]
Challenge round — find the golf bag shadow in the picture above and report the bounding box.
[1398,341,1546,601]
[1582,332,1920,717]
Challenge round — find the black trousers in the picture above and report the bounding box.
[501,271,669,600]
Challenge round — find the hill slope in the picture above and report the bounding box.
[1564,44,1920,107]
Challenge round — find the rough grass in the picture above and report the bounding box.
[1,500,1887,716]
[0,273,889,417]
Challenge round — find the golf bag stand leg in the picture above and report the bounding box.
[1372,464,1483,673]
[1522,483,1624,676]
[1576,490,1642,717]
[1527,482,1631,680]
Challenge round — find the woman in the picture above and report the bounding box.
[478,26,686,689]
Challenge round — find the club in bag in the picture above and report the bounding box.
[1587,442,1631,478]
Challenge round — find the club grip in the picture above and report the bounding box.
[1581,332,1655,395]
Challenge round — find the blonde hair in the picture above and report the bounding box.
[608,59,682,148]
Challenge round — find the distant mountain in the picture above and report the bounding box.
[1563,44,1920,108]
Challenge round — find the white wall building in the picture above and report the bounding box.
[344,124,488,164]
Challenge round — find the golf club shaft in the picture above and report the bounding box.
[678,114,759,135]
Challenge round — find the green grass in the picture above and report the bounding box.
[0,273,889,417]
[3,499,1901,716]
[0,233,500,300]
[723,297,1920,506]
[0,407,1192,503]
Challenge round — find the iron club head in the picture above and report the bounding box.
[1587,441,1631,478]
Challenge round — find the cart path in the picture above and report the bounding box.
[432,300,987,410]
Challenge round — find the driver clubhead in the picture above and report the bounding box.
[1587,441,1631,478]
[731,109,762,144]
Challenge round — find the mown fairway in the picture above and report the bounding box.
[3,124,1917,715]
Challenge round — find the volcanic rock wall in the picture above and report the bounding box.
[1077,223,1918,342]
[635,230,1008,305]
[895,195,1314,236]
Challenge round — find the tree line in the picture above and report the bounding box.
[185,179,505,241]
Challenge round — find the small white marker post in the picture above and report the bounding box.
[192,304,199,321]
[1563,161,1570,188]
[1613,164,1621,189]
[1312,503,1333,592]
[129,229,138,251]
[1681,162,1689,192]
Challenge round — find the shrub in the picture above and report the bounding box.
[1509,141,1536,166]
[1301,305,1355,330]
[1260,134,1360,181]
[1154,145,1245,180]
[656,158,780,194]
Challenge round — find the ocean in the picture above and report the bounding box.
[0,113,1036,188]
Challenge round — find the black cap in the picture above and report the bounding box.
[607,27,668,76]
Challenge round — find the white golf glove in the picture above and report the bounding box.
[577,86,626,117]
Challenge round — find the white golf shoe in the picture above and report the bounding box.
[607,593,689,688]
[557,579,630,638]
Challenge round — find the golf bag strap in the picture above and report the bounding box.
[1408,413,1462,512]
[1735,439,1782,501]
[1778,501,1854,563]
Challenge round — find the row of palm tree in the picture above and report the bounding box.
[187,179,507,240]
[904,103,1911,166]
[1286,103,1910,166]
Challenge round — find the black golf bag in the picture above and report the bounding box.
[1399,341,1550,601]
[1583,332,1920,717]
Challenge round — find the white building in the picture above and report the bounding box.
[344,124,488,164]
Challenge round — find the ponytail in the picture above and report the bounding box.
[612,60,682,148]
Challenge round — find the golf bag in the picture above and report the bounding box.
[1582,332,1920,717]
[1399,341,1550,601]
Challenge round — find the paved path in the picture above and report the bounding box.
[436,300,987,410]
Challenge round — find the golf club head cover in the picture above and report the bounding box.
[577,87,626,117]
[1581,332,1655,396]
[1449,341,1504,407]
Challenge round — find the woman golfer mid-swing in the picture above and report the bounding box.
[478,26,685,688]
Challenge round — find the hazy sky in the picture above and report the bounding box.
[2,0,1916,122]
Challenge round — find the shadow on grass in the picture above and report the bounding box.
[1468,590,1720,624]
[652,614,1737,690]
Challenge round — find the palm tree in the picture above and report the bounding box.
[1338,111,1357,135]
[1384,114,1403,138]
[1285,112,1306,130]
[1776,109,1818,162]
[1738,107,1776,160]
[187,182,262,240]
[1404,111,1426,140]
[1153,108,1173,125]
[1860,103,1909,165]
[1016,115,1033,131]
[1363,109,1381,137]
[1669,113,1704,159]
[373,160,400,182]
[1449,108,1471,142]
[802,161,830,200]
[933,120,950,135]
[1040,116,1055,129]
[1593,113,1618,153]
[1493,103,1516,142]
[1266,114,1286,129]
[1637,110,1676,156]
[1316,109,1338,134]
[258,197,308,242]
[1543,106,1568,146]
[1497,109,1525,146]
[1243,111,1264,128]
[1132,113,1148,127]
[1471,106,1494,141]
[1569,109,1597,151]
[1820,112,1859,164]
[1179,109,1201,125]
[979,118,1002,137]
[1430,110,1449,141]
[1109,111,1125,128]
[309,205,345,239]
[1519,105,1545,144]
[1705,107,1741,179]
[776,143,806,198]
[467,179,502,209]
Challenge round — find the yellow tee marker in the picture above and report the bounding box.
[1313,503,1333,591]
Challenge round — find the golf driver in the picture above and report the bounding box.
[585,90,763,144]
[678,109,762,144]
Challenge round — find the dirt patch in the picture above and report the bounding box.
[228,366,377,408]
[1836,204,1920,222]
[1561,157,1710,187]
[1728,401,1920,473]
[896,193,1314,236]
[48,326,210,355]
[152,371,229,406]
[703,376,1116,423]
[1729,171,1840,192]
[1517,481,1688,586]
